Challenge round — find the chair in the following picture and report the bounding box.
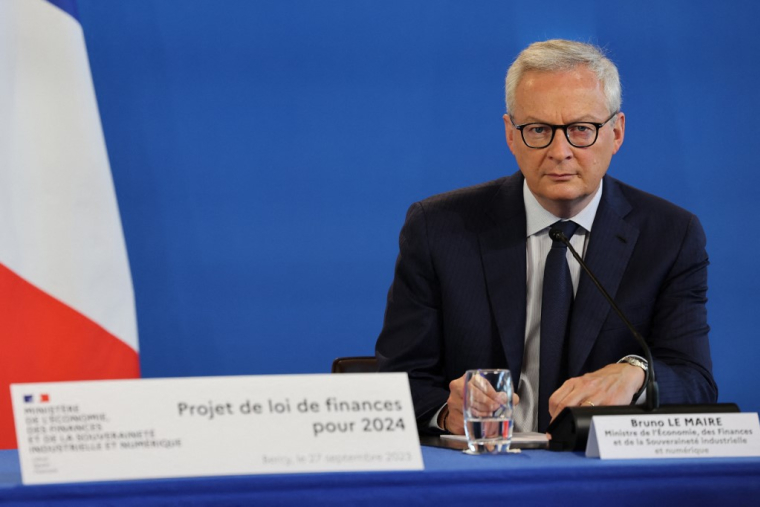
[331,356,378,373]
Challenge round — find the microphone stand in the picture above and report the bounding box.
[545,229,738,451]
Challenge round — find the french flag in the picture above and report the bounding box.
[0,0,139,448]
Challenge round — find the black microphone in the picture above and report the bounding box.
[549,227,659,410]
[545,227,738,451]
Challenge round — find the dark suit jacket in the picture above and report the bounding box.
[375,172,717,430]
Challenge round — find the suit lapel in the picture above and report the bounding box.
[478,174,527,384]
[567,176,639,377]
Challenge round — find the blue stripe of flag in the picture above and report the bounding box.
[46,0,79,22]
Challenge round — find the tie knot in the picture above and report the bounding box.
[549,220,579,245]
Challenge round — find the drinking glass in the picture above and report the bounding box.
[463,369,513,453]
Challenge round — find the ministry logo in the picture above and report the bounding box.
[23,394,50,403]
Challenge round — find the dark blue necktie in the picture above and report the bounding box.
[538,220,579,432]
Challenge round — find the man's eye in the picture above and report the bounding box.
[528,126,547,134]
[569,125,591,133]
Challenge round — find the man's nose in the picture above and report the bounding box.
[546,128,573,159]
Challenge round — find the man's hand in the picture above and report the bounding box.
[440,374,520,434]
[548,363,645,421]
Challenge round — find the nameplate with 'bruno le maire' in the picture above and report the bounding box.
[586,412,760,459]
[11,373,422,484]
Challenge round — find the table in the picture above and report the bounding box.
[2,446,759,506]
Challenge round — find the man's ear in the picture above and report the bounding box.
[504,114,517,155]
[611,112,625,155]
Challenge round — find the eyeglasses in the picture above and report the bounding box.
[510,112,619,149]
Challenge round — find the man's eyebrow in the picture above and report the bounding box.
[568,115,606,123]
[513,115,545,124]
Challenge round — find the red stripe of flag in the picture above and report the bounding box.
[0,263,139,449]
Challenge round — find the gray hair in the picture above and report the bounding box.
[505,39,621,116]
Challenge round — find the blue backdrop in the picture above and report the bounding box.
[76,0,759,414]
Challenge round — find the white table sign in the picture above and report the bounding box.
[586,412,760,459]
[11,373,423,484]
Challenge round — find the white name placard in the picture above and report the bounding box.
[11,373,423,484]
[586,412,760,459]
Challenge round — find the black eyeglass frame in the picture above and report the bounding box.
[510,111,619,149]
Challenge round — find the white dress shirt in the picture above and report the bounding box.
[512,179,603,432]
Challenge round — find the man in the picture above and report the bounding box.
[375,39,717,434]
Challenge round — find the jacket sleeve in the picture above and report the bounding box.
[375,202,449,431]
[648,214,718,404]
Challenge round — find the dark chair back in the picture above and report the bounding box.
[331,356,378,373]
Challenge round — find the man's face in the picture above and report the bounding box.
[504,66,625,218]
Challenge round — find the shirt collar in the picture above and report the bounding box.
[523,178,603,237]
